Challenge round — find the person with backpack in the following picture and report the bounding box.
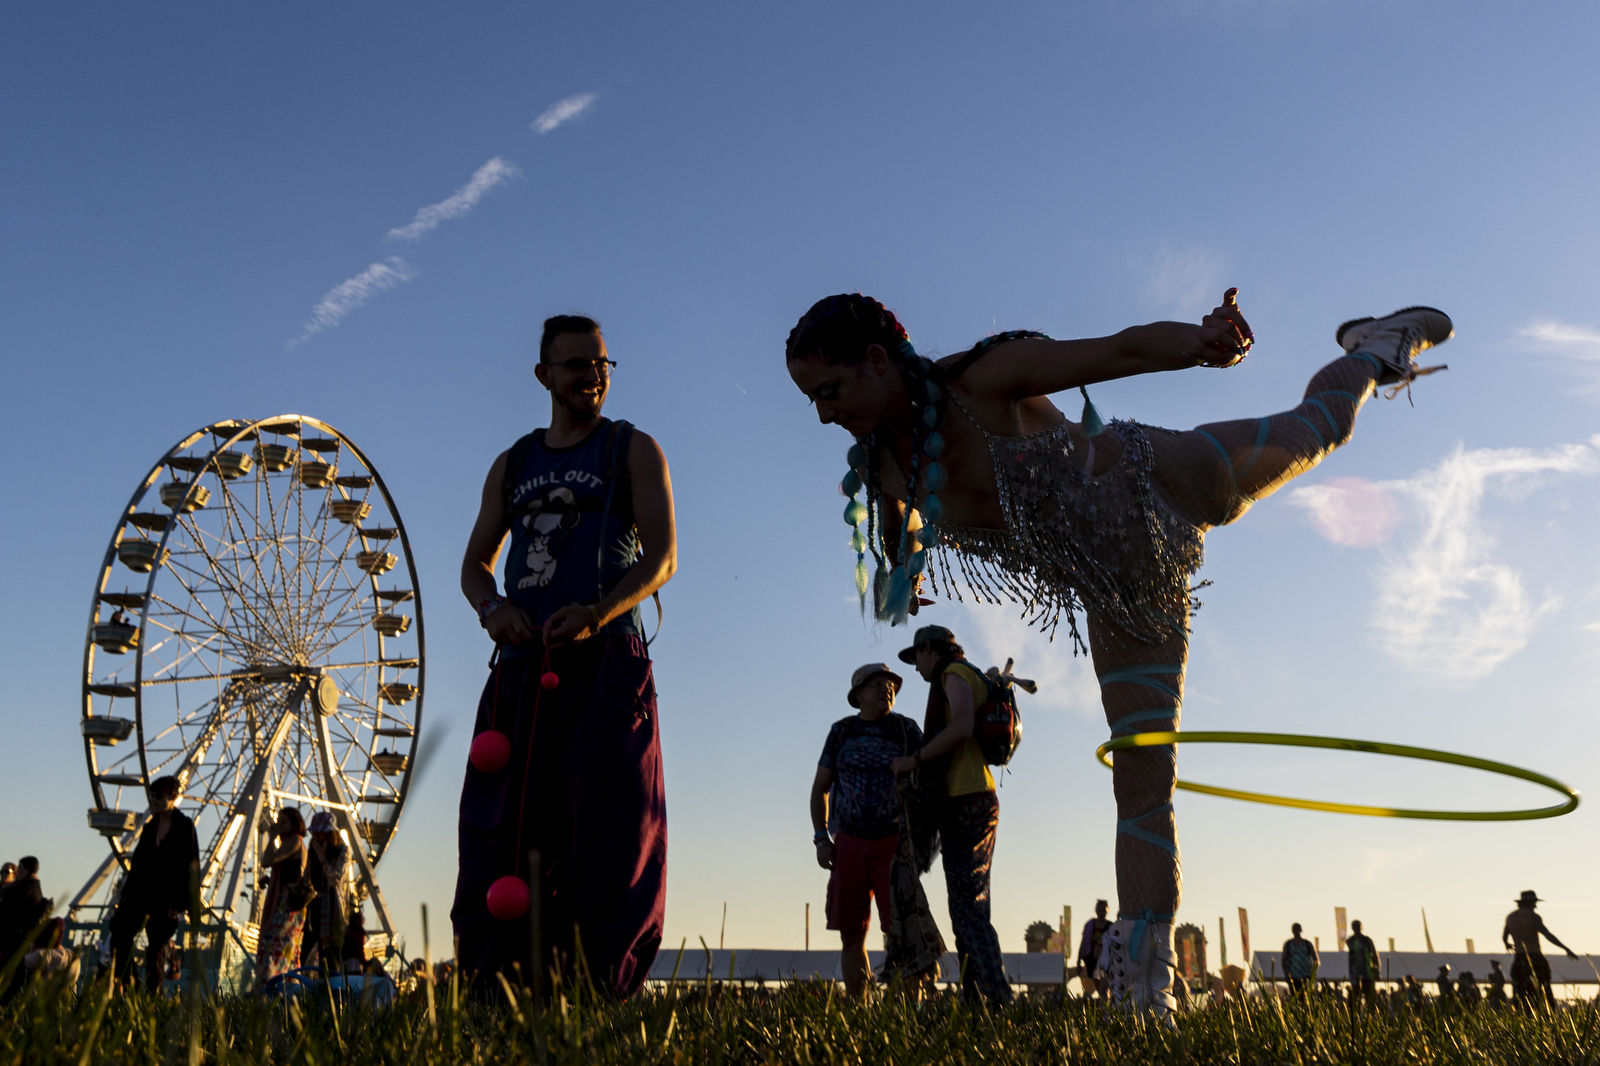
[453,313,677,999]
[810,663,924,996]
[889,625,1013,1004]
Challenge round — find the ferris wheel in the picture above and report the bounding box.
[66,415,423,966]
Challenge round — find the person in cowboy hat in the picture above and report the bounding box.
[1502,890,1578,1009]
[887,624,1012,1004]
[810,663,923,996]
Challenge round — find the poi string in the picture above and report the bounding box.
[1095,731,1579,821]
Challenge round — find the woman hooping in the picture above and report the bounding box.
[785,290,1453,1014]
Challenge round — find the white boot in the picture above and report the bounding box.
[1097,917,1177,1019]
[1335,306,1454,387]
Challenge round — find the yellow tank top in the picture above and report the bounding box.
[932,662,995,797]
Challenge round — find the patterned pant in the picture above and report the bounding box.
[938,790,1012,1004]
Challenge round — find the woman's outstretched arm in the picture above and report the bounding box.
[950,290,1253,401]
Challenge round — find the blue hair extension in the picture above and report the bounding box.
[1080,386,1106,436]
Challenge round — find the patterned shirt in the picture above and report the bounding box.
[819,713,922,839]
[1281,937,1318,979]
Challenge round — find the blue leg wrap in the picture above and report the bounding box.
[1118,906,1177,956]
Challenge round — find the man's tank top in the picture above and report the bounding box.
[503,419,643,640]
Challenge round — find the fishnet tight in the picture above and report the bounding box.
[1092,353,1380,917]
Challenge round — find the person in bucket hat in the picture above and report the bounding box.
[809,663,920,996]
[1502,890,1578,1009]
[887,625,1012,1004]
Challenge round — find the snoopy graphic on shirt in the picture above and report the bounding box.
[515,486,581,590]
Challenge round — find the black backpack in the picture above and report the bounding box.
[976,658,1034,766]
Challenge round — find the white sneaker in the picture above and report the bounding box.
[1335,306,1454,388]
[1097,918,1177,1020]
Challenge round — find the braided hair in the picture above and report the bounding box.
[785,293,911,366]
[789,294,945,623]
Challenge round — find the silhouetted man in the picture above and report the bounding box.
[1281,923,1318,995]
[1503,889,1577,1009]
[454,314,676,998]
[1346,919,1379,1005]
[107,776,200,991]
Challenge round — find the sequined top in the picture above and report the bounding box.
[926,403,1205,651]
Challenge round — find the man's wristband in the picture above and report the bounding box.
[587,603,602,631]
[476,595,507,628]
[813,831,830,844]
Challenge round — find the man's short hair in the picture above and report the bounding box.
[539,315,602,361]
[1291,922,1302,934]
[18,857,38,874]
[149,775,181,798]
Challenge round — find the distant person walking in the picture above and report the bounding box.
[1503,889,1578,1009]
[810,663,924,996]
[255,807,309,984]
[107,776,200,991]
[1434,964,1454,1001]
[1281,923,1318,995]
[1346,920,1379,1005]
[889,625,1012,1004]
[1457,971,1481,1005]
[1079,900,1112,998]
[1485,959,1508,1007]
[454,314,676,998]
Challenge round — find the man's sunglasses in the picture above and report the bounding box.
[543,358,617,374]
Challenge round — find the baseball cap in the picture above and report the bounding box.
[897,624,956,665]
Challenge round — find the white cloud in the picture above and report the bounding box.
[387,156,520,241]
[532,93,597,135]
[1142,245,1227,320]
[1372,440,1600,681]
[287,257,417,348]
[1288,477,1401,548]
[1518,319,1600,397]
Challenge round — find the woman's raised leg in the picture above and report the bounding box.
[1146,306,1454,529]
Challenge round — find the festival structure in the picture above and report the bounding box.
[66,416,423,983]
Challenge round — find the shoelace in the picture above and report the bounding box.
[1383,363,1449,402]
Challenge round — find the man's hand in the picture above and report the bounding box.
[890,755,917,775]
[1568,949,1580,960]
[1185,288,1254,367]
[815,840,835,870]
[544,604,598,647]
[485,602,538,645]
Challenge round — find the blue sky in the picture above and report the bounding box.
[5,0,1600,965]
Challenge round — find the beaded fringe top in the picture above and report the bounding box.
[925,412,1205,652]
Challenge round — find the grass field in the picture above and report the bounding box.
[4,969,1600,1065]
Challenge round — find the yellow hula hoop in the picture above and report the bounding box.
[1094,731,1580,821]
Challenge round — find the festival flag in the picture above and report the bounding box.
[1219,916,1228,968]
[1238,907,1251,964]
[1421,908,1434,953]
[1335,907,1348,951]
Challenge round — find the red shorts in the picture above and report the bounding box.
[824,832,896,934]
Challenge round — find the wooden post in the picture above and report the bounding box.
[805,903,810,951]
[720,902,727,951]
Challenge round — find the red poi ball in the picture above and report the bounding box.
[540,671,560,690]
[486,875,530,921]
[469,730,511,774]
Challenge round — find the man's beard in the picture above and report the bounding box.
[557,388,604,420]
